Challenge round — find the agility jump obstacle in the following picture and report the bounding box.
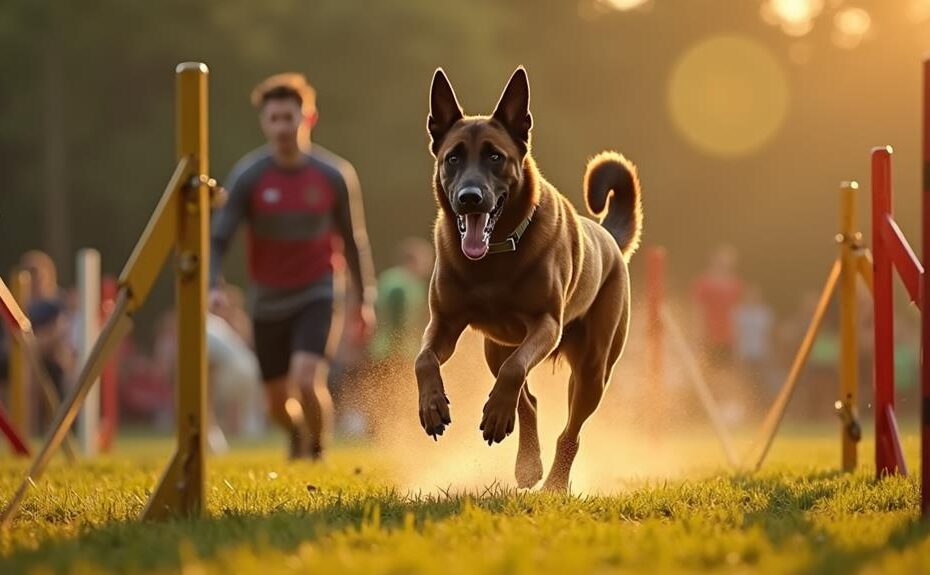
[745,180,872,473]
[851,59,928,517]
[0,277,32,457]
[1,274,79,462]
[654,59,930,517]
[644,176,871,472]
[72,250,119,455]
[870,146,914,480]
[0,62,216,526]
[5,253,119,456]
[869,56,929,515]
[753,60,930,517]
[652,178,908,484]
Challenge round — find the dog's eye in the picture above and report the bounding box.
[446,154,460,165]
[489,152,503,163]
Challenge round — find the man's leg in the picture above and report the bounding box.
[264,376,312,458]
[253,313,312,458]
[290,298,341,459]
[291,353,332,458]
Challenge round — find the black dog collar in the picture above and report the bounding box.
[487,206,537,255]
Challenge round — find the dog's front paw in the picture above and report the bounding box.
[480,390,518,445]
[419,387,451,440]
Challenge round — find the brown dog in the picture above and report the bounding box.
[415,67,643,491]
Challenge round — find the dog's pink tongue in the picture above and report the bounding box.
[462,213,490,260]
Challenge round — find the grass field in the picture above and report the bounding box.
[0,431,927,575]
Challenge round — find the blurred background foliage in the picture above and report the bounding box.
[1,0,927,337]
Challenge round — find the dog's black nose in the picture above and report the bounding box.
[457,187,483,206]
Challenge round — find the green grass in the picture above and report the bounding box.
[0,434,928,574]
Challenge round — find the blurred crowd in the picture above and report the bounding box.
[2,239,921,445]
[688,244,920,426]
[0,237,434,447]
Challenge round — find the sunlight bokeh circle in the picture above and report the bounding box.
[668,35,789,158]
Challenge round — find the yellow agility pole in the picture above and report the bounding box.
[837,181,863,472]
[2,272,78,462]
[142,62,210,520]
[6,270,31,438]
[747,259,841,471]
[0,62,214,527]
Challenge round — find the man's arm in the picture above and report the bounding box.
[332,163,376,306]
[209,160,256,289]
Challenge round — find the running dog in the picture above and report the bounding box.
[415,66,643,491]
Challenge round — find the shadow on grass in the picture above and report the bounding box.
[730,472,928,575]
[3,473,928,574]
[801,511,930,575]
[0,486,508,574]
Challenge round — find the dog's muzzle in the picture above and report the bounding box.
[456,192,508,261]
[456,186,484,209]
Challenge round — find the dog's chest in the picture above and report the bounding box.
[464,282,527,314]
[462,283,535,344]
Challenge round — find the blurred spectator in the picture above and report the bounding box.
[778,291,836,420]
[691,245,744,366]
[207,285,264,440]
[218,285,253,347]
[340,237,434,439]
[20,250,62,302]
[807,309,839,421]
[734,285,775,387]
[120,310,177,429]
[117,335,173,427]
[369,237,434,363]
[27,298,76,426]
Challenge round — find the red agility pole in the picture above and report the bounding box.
[870,60,930,519]
[98,276,119,452]
[0,404,29,456]
[0,279,31,457]
[871,146,910,478]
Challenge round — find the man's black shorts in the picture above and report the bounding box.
[252,298,335,381]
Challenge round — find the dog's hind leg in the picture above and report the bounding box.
[485,339,543,488]
[543,277,627,492]
[542,361,606,492]
[514,387,543,488]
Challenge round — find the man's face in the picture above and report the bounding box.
[260,98,303,152]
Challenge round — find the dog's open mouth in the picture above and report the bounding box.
[457,193,507,260]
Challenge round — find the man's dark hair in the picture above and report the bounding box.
[251,73,316,114]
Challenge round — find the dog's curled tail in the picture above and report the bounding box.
[584,151,643,261]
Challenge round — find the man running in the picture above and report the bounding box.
[210,73,376,460]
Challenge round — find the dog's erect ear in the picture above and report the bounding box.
[428,68,463,156]
[492,66,532,151]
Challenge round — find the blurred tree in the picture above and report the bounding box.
[0,0,510,339]
[0,0,925,342]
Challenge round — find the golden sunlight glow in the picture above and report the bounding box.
[760,0,824,37]
[908,0,930,23]
[597,0,652,11]
[668,36,789,158]
[832,7,871,49]
[788,42,813,65]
